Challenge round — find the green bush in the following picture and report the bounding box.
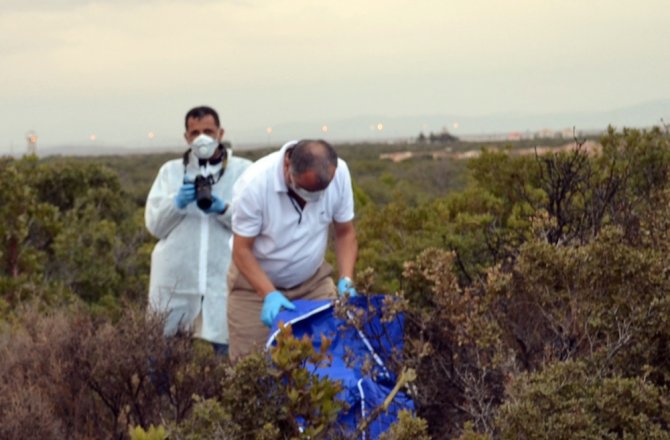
[378,410,431,440]
[497,360,670,439]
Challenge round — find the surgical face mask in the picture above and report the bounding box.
[190,134,219,159]
[293,186,324,202]
[289,175,324,202]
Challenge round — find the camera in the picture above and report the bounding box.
[194,174,213,210]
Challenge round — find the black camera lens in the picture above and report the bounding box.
[195,175,212,210]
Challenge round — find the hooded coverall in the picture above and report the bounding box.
[145,150,251,345]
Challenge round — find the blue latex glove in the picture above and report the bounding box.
[261,291,296,327]
[337,277,358,297]
[174,182,196,209]
[203,195,228,214]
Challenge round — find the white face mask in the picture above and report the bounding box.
[289,176,324,202]
[190,134,219,159]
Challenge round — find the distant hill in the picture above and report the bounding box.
[231,99,669,144]
[9,99,669,157]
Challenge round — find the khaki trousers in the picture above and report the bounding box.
[227,261,337,361]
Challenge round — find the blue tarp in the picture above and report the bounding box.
[265,295,415,439]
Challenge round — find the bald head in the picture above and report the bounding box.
[288,139,338,189]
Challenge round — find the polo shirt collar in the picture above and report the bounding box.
[274,140,299,193]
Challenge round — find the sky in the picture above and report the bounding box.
[1,0,669,153]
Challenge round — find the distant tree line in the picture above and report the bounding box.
[417,129,459,144]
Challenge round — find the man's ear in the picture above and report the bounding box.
[284,149,293,164]
[218,128,225,141]
[283,152,292,177]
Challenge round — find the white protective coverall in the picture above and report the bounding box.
[145,149,251,345]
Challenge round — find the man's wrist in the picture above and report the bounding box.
[262,289,280,299]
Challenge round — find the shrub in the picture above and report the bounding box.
[0,303,228,439]
[378,410,431,440]
[400,248,507,438]
[497,360,670,439]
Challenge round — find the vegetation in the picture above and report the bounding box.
[1,126,669,438]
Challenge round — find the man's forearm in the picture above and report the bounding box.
[334,224,358,279]
[233,247,276,298]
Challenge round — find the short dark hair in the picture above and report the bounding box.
[185,106,220,129]
[289,139,338,188]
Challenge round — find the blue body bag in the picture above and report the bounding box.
[265,295,415,439]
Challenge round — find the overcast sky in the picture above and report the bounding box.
[1,0,669,152]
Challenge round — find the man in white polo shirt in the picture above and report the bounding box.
[228,139,359,360]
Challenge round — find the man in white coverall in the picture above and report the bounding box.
[145,105,251,355]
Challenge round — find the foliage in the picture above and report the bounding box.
[0,156,154,318]
[2,125,670,438]
[485,223,670,384]
[497,360,670,440]
[399,248,506,438]
[270,324,345,437]
[356,195,443,293]
[129,424,168,440]
[378,410,431,440]
[0,157,58,280]
[0,303,228,439]
[356,126,670,437]
[455,422,492,440]
[393,200,670,437]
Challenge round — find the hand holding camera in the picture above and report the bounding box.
[174,181,196,209]
[203,195,228,214]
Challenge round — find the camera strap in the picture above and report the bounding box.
[182,146,228,184]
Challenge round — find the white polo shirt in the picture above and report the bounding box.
[232,141,355,288]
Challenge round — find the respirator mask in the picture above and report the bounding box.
[191,134,219,160]
[187,134,226,209]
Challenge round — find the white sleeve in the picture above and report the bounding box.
[333,159,355,223]
[214,157,251,230]
[145,164,187,239]
[231,173,263,238]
